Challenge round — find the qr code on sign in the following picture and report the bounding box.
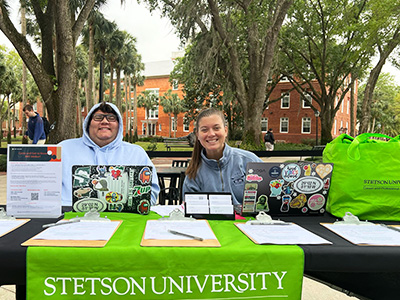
[31,192,39,201]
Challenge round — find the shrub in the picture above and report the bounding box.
[0,155,6,172]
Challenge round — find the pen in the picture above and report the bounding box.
[249,222,291,225]
[168,229,204,241]
[43,219,80,228]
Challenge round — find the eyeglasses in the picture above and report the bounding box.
[92,114,118,122]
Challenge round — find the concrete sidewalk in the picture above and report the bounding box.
[0,157,357,299]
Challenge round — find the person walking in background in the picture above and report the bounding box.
[264,128,275,151]
[23,104,46,144]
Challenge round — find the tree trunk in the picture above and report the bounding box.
[320,110,334,145]
[87,23,94,110]
[109,64,114,103]
[350,79,356,136]
[116,68,122,112]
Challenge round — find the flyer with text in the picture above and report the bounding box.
[7,145,62,218]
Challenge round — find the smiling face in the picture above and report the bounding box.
[196,114,228,160]
[88,109,119,147]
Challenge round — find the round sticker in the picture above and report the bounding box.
[282,164,301,182]
[308,194,325,211]
[269,166,281,178]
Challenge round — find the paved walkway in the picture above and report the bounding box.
[0,157,356,299]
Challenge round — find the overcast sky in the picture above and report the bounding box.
[0,1,399,83]
[0,0,182,63]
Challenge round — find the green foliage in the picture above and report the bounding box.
[0,155,6,172]
[133,129,139,143]
[146,138,158,151]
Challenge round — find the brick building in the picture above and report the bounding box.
[4,59,356,144]
[128,60,356,144]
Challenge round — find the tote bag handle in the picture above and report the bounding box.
[347,133,399,160]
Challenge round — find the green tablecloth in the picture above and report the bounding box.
[27,212,304,299]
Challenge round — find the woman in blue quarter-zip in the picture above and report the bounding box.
[183,108,263,206]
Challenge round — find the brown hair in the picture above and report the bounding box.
[23,104,33,112]
[185,108,226,179]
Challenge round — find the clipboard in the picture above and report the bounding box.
[21,209,122,247]
[321,212,400,246]
[235,211,332,245]
[0,208,30,238]
[21,220,122,247]
[140,208,221,247]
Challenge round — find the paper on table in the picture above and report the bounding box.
[151,205,184,217]
[33,221,120,241]
[0,219,29,237]
[236,223,332,245]
[322,223,400,246]
[144,220,217,240]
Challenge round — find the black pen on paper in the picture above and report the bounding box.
[42,219,81,228]
[168,229,204,241]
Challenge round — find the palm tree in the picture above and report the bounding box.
[160,90,185,138]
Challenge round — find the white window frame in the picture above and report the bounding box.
[183,117,189,132]
[280,117,289,133]
[334,119,337,135]
[171,117,176,132]
[159,124,162,132]
[281,93,290,109]
[302,117,311,134]
[302,93,312,108]
[172,79,179,91]
[261,117,268,132]
[145,88,159,119]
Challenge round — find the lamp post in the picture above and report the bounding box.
[315,110,320,146]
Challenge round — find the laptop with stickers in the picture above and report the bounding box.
[242,162,333,216]
[71,165,153,215]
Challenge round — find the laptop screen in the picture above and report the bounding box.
[242,162,333,216]
[71,165,153,215]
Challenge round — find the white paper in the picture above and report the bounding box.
[144,220,217,240]
[7,145,62,218]
[210,205,234,214]
[0,219,28,237]
[186,204,209,214]
[236,223,332,245]
[33,221,119,241]
[184,194,208,202]
[322,223,400,246]
[151,205,184,217]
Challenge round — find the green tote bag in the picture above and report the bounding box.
[323,133,400,221]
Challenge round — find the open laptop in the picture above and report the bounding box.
[72,165,153,215]
[242,162,333,216]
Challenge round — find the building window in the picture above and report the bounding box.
[334,119,337,135]
[280,117,289,133]
[341,99,344,113]
[172,79,179,90]
[261,117,268,132]
[183,118,189,132]
[281,93,290,109]
[145,88,159,119]
[171,117,176,132]
[347,100,350,114]
[159,124,162,132]
[142,123,146,135]
[302,93,312,108]
[302,117,311,134]
[147,106,159,119]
